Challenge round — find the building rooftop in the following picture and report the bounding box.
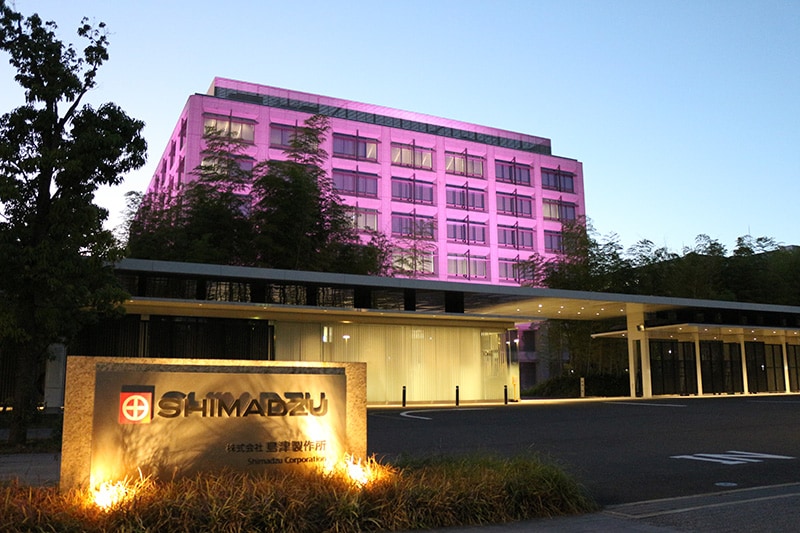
[207,77,554,156]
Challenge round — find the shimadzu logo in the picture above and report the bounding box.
[118,388,329,423]
[118,386,155,424]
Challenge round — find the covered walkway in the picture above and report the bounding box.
[59,259,800,404]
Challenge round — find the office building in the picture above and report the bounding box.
[146,78,585,286]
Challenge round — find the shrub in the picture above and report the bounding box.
[523,373,629,398]
[0,454,597,531]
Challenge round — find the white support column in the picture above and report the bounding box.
[626,336,639,398]
[626,304,652,398]
[739,333,750,394]
[782,332,791,393]
[694,332,704,396]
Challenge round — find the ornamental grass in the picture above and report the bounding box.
[0,454,597,532]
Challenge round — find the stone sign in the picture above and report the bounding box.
[61,357,366,490]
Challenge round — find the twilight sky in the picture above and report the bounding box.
[2,0,798,253]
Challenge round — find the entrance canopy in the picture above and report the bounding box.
[115,259,800,398]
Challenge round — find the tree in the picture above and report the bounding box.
[128,129,256,264]
[128,115,391,275]
[251,115,389,273]
[625,239,679,296]
[668,235,733,300]
[518,218,632,376]
[0,3,146,444]
[521,218,630,293]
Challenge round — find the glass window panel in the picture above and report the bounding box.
[518,198,532,217]
[417,148,433,169]
[333,171,354,193]
[542,169,575,192]
[416,183,434,204]
[445,154,456,173]
[545,231,563,252]
[352,209,378,231]
[470,224,486,243]
[543,201,559,219]
[359,176,378,196]
[239,123,254,142]
[517,167,530,185]
[270,125,294,147]
[361,140,378,160]
[468,157,483,177]
[469,190,485,210]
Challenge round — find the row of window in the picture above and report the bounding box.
[386,212,562,251]
[334,171,575,220]
[264,122,575,191]
[388,249,559,281]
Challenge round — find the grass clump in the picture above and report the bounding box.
[0,454,597,532]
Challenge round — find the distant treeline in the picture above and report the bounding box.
[520,220,799,306]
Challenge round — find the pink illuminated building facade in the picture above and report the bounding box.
[147,78,585,286]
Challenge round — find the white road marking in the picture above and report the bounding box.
[609,491,800,520]
[671,450,795,465]
[399,408,490,420]
[606,401,687,408]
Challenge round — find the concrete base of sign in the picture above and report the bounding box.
[60,357,366,490]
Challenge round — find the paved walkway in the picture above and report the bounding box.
[2,452,799,532]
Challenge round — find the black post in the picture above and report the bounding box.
[402,385,406,407]
[455,385,460,406]
[504,384,508,405]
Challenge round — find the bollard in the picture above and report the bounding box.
[402,385,406,407]
[504,384,508,405]
[455,385,460,406]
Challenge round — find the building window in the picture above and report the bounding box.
[447,218,487,244]
[199,156,254,177]
[495,160,531,186]
[445,151,485,178]
[498,225,535,250]
[332,169,379,198]
[544,231,563,253]
[499,258,536,283]
[332,133,378,161]
[496,193,533,217]
[391,213,435,238]
[541,168,575,193]
[179,118,187,149]
[391,143,434,170]
[447,252,488,280]
[498,259,519,281]
[446,185,486,211]
[204,116,255,143]
[392,247,437,276]
[350,207,379,231]
[542,200,577,221]
[391,177,435,205]
[269,123,296,148]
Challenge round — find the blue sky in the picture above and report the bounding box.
[2,0,798,253]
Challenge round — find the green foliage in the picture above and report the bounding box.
[128,115,392,276]
[523,373,630,399]
[520,217,796,305]
[0,1,146,444]
[0,455,597,531]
